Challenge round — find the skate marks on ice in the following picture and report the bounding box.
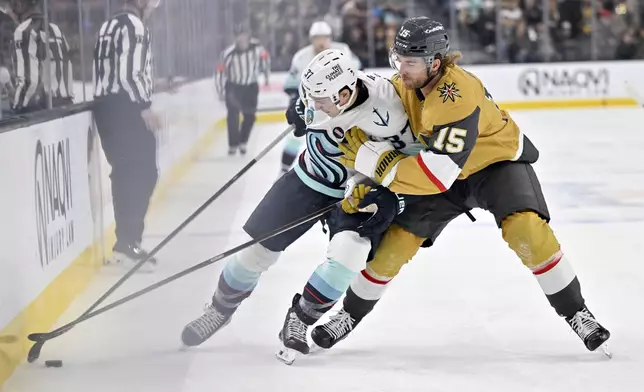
[1,331,635,392]
[183,339,632,392]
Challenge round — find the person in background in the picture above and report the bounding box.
[7,0,73,114]
[278,21,361,178]
[215,22,270,156]
[92,0,161,271]
[0,0,16,119]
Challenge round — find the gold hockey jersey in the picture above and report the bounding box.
[388,64,532,195]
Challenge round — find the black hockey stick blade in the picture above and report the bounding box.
[27,200,336,361]
[25,125,294,363]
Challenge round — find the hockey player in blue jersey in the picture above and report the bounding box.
[180,49,419,350]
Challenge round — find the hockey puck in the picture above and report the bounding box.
[45,360,63,368]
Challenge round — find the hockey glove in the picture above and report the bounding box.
[339,127,405,187]
[342,183,372,214]
[285,97,308,137]
[356,186,406,237]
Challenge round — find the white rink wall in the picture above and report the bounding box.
[257,61,644,111]
[0,78,224,384]
[0,59,643,385]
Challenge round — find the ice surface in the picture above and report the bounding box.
[3,108,644,392]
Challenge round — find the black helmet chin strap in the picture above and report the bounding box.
[419,56,438,89]
[420,71,432,89]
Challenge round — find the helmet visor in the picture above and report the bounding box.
[309,95,336,111]
[389,48,428,72]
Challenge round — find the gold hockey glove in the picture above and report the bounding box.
[342,183,372,214]
[339,127,405,186]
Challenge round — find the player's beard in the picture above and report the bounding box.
[401,64,439,89]
[402,72,430,89]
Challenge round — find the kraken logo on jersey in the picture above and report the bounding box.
[373,108,390,127]
[305,107,315,125]
[437,82,461,103]
[305,129,347,184]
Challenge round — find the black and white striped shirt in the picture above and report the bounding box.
[12,15,73,111]
[215,39,270,94]
[93,11,153,109]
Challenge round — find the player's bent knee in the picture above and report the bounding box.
[235,234,281,273]
[326,230,371,273]
[368,224,424,279]
[501,211,560,269]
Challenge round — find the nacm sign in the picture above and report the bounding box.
[518,67,610,97]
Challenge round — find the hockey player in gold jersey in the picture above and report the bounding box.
[309,17,611,356]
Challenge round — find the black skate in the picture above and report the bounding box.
[181,303,232,347]
[566,306,611,357]
[276,294,310,365]
[311,309,358,349]
[110,243,157,272]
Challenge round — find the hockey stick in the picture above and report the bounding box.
[27,201,338,361]
[624,82,644,107]
[26,124,293,363]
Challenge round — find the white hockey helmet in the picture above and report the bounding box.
[309,21,332,37]
[300,49,358,115]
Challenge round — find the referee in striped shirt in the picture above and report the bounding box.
[215,22,270,156]
[92,0,161,270]
[8,0,73,114]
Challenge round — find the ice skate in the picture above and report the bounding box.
[181,303,232,347]
[311,309,358,349]
[276,294,310,365]
[566,306,611,358]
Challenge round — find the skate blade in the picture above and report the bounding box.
[600,344,612,359]
[110,255,156,273]
[309,342,323,354]
[275,346,300,365]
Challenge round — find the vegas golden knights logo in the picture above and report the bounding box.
[437,82,461,103]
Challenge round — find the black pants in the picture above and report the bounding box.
[396,161,550,247]
[93,96,158,247]
[244,170,339,252]
[225,82,259,148]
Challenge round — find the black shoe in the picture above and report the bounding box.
[111,243,157,272]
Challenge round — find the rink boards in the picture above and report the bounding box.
[0,59,643,386]
[0,82,226,384]
[257,60,644,111]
